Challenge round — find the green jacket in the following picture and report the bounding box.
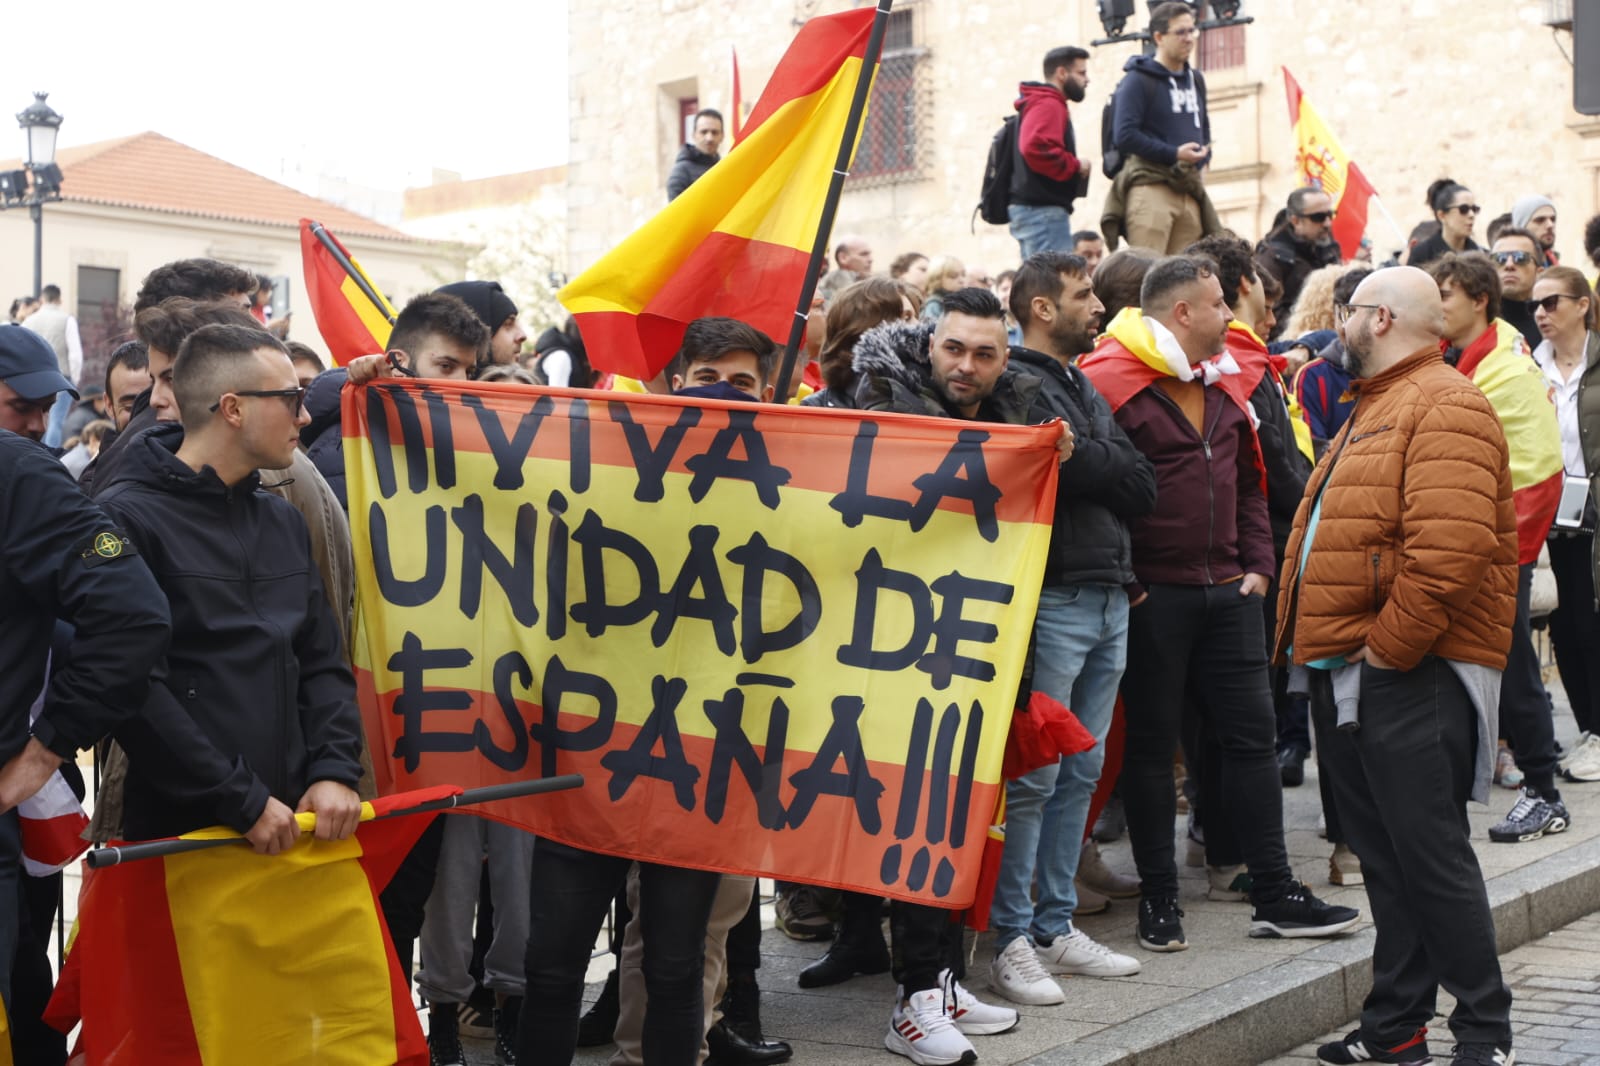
[1100,153,1223,251]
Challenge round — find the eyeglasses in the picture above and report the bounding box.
[1533,293,1584,314]
[1298,210,1337,224]
[209,387,307,416]
[1166,27,1199,38]
[1334,302,1388,325]
[1492,250,1534,267]
[1446,203,1481,216]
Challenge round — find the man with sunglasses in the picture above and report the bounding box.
[1259,188,1343,339]
[94,322,364,852]
[1491,227,1545,350]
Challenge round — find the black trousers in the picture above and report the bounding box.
[1499,563,1558,792]
[1120,584,1292,900]
[1310,659,1511,1048]
[1546,533,1600,735]
[888,902,965,994]
[725,886,763,975]
[378,814,446,983]
[519,840,719,1066]
[9,870,64,1065]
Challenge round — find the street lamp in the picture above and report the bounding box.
[0,92,65,299]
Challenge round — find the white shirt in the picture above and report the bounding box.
[1533,336,1588,476]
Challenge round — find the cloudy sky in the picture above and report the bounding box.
[1,0,569,189]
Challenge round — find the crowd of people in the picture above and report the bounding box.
[5,6,1600,1066]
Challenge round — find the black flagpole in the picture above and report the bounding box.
[772,0,894,403]
[310,219,398,326]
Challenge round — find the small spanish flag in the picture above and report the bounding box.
[1284,69,1377,261]
[46,786,460,1065]
[300,218,397,366]
[561,8,880,380]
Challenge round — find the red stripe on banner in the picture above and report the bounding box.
[357,672,1001,908]
[343,381,1061,529]
[20,810,89,868]
[1514,470,1564,565]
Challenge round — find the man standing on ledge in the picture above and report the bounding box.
[1275,267,1519,1066]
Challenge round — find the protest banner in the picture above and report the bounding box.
[346,379,1058,907]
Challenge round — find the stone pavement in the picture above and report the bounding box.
[447,676,1600,1066]
[1261,912,1600,1066]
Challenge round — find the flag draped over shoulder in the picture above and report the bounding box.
[1283,69,1376,260]
[560,9,878,380]
[300,218,397,366]
[46,787,459,1066]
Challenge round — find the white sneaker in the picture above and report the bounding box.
[1558,732,1591,771]
[1563,733,1600,782]
[1035,927,1142,977]
[885,987,977,1065]
[988,935,1064,1005]
[938,969,1018,1035]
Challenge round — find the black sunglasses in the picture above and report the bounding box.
[1492,250,1534,267]
[1446,203,1481,216]
[1533,293,1584,314]
[1298,210,1337,224]
[209,387,307,416]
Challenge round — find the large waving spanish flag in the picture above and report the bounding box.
[301,218,397,366]
[1284,69,1377,261]
[46,787,458,1065]
[561,8,880,380]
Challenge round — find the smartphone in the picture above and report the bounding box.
[1555,475,1591,529]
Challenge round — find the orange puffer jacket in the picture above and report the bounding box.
[1273,346,1518,672]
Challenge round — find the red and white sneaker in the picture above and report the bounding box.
[885,987,977,1065]
[939,969,1018,1035]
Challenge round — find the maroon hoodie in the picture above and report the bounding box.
[1011,82,1081,208]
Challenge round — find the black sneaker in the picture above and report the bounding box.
[1250,881,1360,939]
[1316,1026,1433,1064]
[1489,786,1569,843]
[1279,746,1308,787]
[1137,895,1187,952]
[428,1004,466,1066]
[494,996,521,1065]
[1449,1044,1514,1065]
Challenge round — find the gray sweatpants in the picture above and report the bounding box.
[416,812,536,1003]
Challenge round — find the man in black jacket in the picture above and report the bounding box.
[1257,188,1342,338]
[96,323,364,851]
[667,109,725,201]
[985,254,1155,1007]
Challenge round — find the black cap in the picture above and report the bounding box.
[435,281,519,331]
[0,325,76,401]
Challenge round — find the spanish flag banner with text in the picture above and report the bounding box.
[45,789,453,1065]
[560,9,878,380]
[300,218,397,366]
[1284,68,1377,260]
[345,380,1058,907]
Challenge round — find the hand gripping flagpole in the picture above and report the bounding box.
[85,775,582,868]
[309,219,398,327]
[772,0,894,403]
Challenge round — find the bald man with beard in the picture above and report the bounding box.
[1273,268,1520,1066]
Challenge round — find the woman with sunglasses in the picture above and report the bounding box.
[1530,266,1600,782]
[1408,178,1481,267]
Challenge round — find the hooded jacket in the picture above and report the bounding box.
[667,143,719,201]
[850,320,1041,424]
[1111,55,1209,168]
[1011,82,1082,209]
[1078,309,1275,594]
[301,367,350,509]
[1009,346,1155,586]
[95,423,364,838]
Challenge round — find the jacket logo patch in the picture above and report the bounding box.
[80,531,136,568]
[93,533,123,558]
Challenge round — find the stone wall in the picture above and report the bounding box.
[567,0,1599,278]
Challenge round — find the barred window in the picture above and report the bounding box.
[849,9,928,187]
[1196,2,1246,71]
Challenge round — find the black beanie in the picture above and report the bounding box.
[435,280,519,330]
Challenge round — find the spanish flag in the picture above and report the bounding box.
[46,786,459,1065]
[300,218,397,366]
[1283,69,1377,261]
[560,8,880,380]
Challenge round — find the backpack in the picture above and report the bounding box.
[1101,97,1123,179]
[975,114,1019,228]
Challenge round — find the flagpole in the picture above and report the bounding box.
[772,0,894,403]
[1368,195,1409,254]
[310,220,398,326]
[84,775,583,868]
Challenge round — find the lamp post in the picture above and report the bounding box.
[0,93,64,299]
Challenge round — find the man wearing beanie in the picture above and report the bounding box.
[1511,195,1558,266]
[435,281,528,369]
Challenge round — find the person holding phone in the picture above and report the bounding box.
[1531,266,1600,782]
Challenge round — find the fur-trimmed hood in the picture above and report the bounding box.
[849,319,1040,422]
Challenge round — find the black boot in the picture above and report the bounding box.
[493,996,521,1065]
[705,1019,793,1066]
[575,968,619,1047]
[797,899,889,988]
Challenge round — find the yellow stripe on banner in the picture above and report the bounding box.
[168,836,397,1066]
[340,274,394,352]
[560,57,870,318]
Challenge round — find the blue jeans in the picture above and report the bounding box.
[991,584,1128,950]
[42,391,72,448]
[1008,203,1074,260]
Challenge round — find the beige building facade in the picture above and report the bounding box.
[567,0,1599,277]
